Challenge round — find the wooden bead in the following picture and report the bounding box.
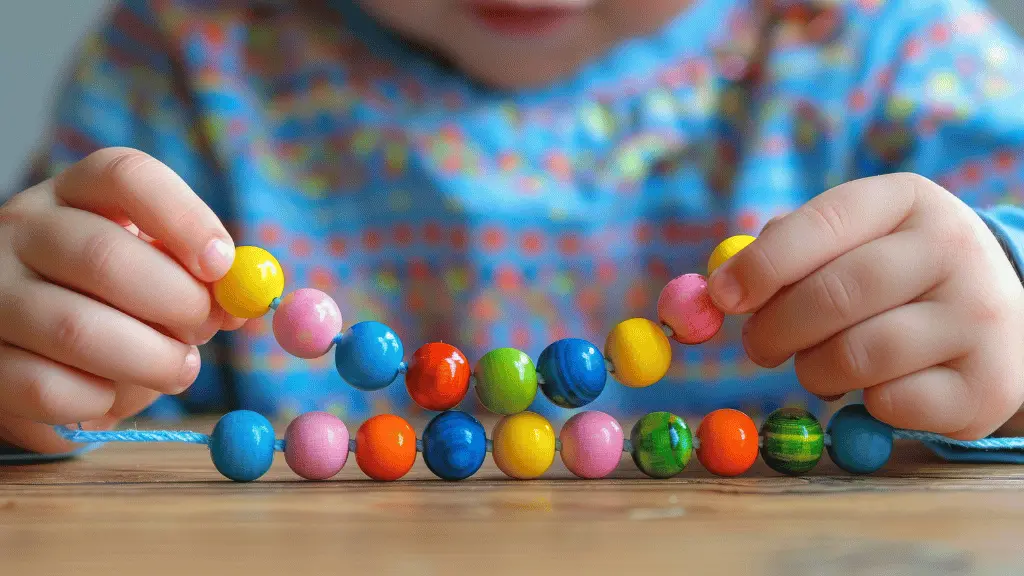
[334,321,404,391]
[209,410,276,482]
[760,407,824,475]
[213,246,285,319]
[537,338,606,409]
[695,409,758,477]
[629,412,692,478]
[707,235,756,276]
[491,412,555,480]
[473,348,538,415]
[826,404,893,474]
[284,412,349,480]
[559,411,624,479]
[405,343,471,411]
[272,289,343,359]
[421,411,487,481]
[657,274,724,345]
[604,318,672,388]
[355,414,417,481]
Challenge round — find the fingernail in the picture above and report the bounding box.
[815,393,846,402]
[177,347,201,393]
[200,238,234,278]
[710,265,744,311]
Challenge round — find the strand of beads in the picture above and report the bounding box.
[55,402,957,482]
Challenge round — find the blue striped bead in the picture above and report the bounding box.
[334,321,404,391]
[537,338,607,409]
[421,411,487,481]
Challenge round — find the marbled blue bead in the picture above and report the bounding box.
[334,321,405,391]
[421,411,487,481]
[826,404,893,474]
[209,410,276,482]
[536,338,607,409]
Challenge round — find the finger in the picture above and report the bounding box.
[794,301,970,397]
[14,206,213,342]
[221,314,248,332]
[0,414,118,455]
[864,366,973,435]
[708,173,923,313]
[105,382,163,420]
[0,280,201,394]
[0,340,115,423]
[52,148,235,282]
[743,229,949,367]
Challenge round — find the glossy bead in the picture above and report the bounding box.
[284,412,349,480]
[421,411,487,481]
[657,274,724,345]
[405,343,471,411]
[707,234,756,276]
[334,321,404,391]
[826,404,894,474]
[629,412,692,478]
[272,289,343,359]
[491,412,555,480]
[213,246,285,319]
[537,338,607,409]
[473,348,538,415]
[760,407,825,475]
[604,318,672,388]
[355,414,416,481]
[209,410,276,482]
[695,409,759,477]
[559,411,624,479]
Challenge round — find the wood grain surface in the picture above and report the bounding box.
[2,418,1023,575]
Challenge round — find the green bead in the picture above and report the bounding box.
[760,407,824,475]
[473,348,538,415]
[629,412,692,478]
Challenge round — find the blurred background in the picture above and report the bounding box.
[1,0,1023,192]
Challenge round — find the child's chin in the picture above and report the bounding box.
[459,53,591,91]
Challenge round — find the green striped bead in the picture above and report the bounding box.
[760,407,824,475]
[629,412,692,478]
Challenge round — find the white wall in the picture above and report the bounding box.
[1,1,1023,193]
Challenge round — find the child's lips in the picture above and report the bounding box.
[465,1,585,37]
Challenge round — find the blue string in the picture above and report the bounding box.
[269,297,281,310]
[53,425,210,445]
[893,429,1024,450]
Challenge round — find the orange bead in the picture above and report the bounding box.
[355,415,417,481]
[695,409,759,477]
[405,343,471,411]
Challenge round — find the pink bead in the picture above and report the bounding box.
[657,273,724,345]
[559,411,624,479]
[284,412,350,480]
[272,289,343,358]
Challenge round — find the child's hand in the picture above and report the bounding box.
[708,173,1024,440]
[0,148,244,453]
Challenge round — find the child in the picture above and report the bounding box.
[1,0,1024,457]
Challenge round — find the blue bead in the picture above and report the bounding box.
[209,410,276,482]
[421,411,487,481]
[334,321,405,391]
[536,338,607,408]
[826,404,893,474]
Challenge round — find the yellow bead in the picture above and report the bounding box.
[491,412,555,480]
[708,234,756,276]
[213,246,285,319]
[604,318,671,388]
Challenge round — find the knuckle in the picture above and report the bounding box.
[52,310,91,359]
[801,199,850,245]
[101,148,159,189]
[963,293,1004,326]
[836,332,871,383]
[80,230,126,286]
[812,269,856,321]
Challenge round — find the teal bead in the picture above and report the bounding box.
[209,410,276,482]
[473,348,538,415]
[760,407,824,475]
[629,412,692,478]
[826,404,893,474]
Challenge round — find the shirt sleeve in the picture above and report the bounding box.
[861,0,1024,280]
[12,0,235,418]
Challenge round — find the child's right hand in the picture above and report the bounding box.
[0,148,243,453]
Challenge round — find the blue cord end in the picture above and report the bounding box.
[269,297,281,310]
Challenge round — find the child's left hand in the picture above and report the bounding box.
[708,173,1024,439]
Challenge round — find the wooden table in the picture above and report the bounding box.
[2,419,1024,575]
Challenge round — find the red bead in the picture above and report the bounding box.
[696,409,759,477]
[405,343,471,411]
[355,415,417,481]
